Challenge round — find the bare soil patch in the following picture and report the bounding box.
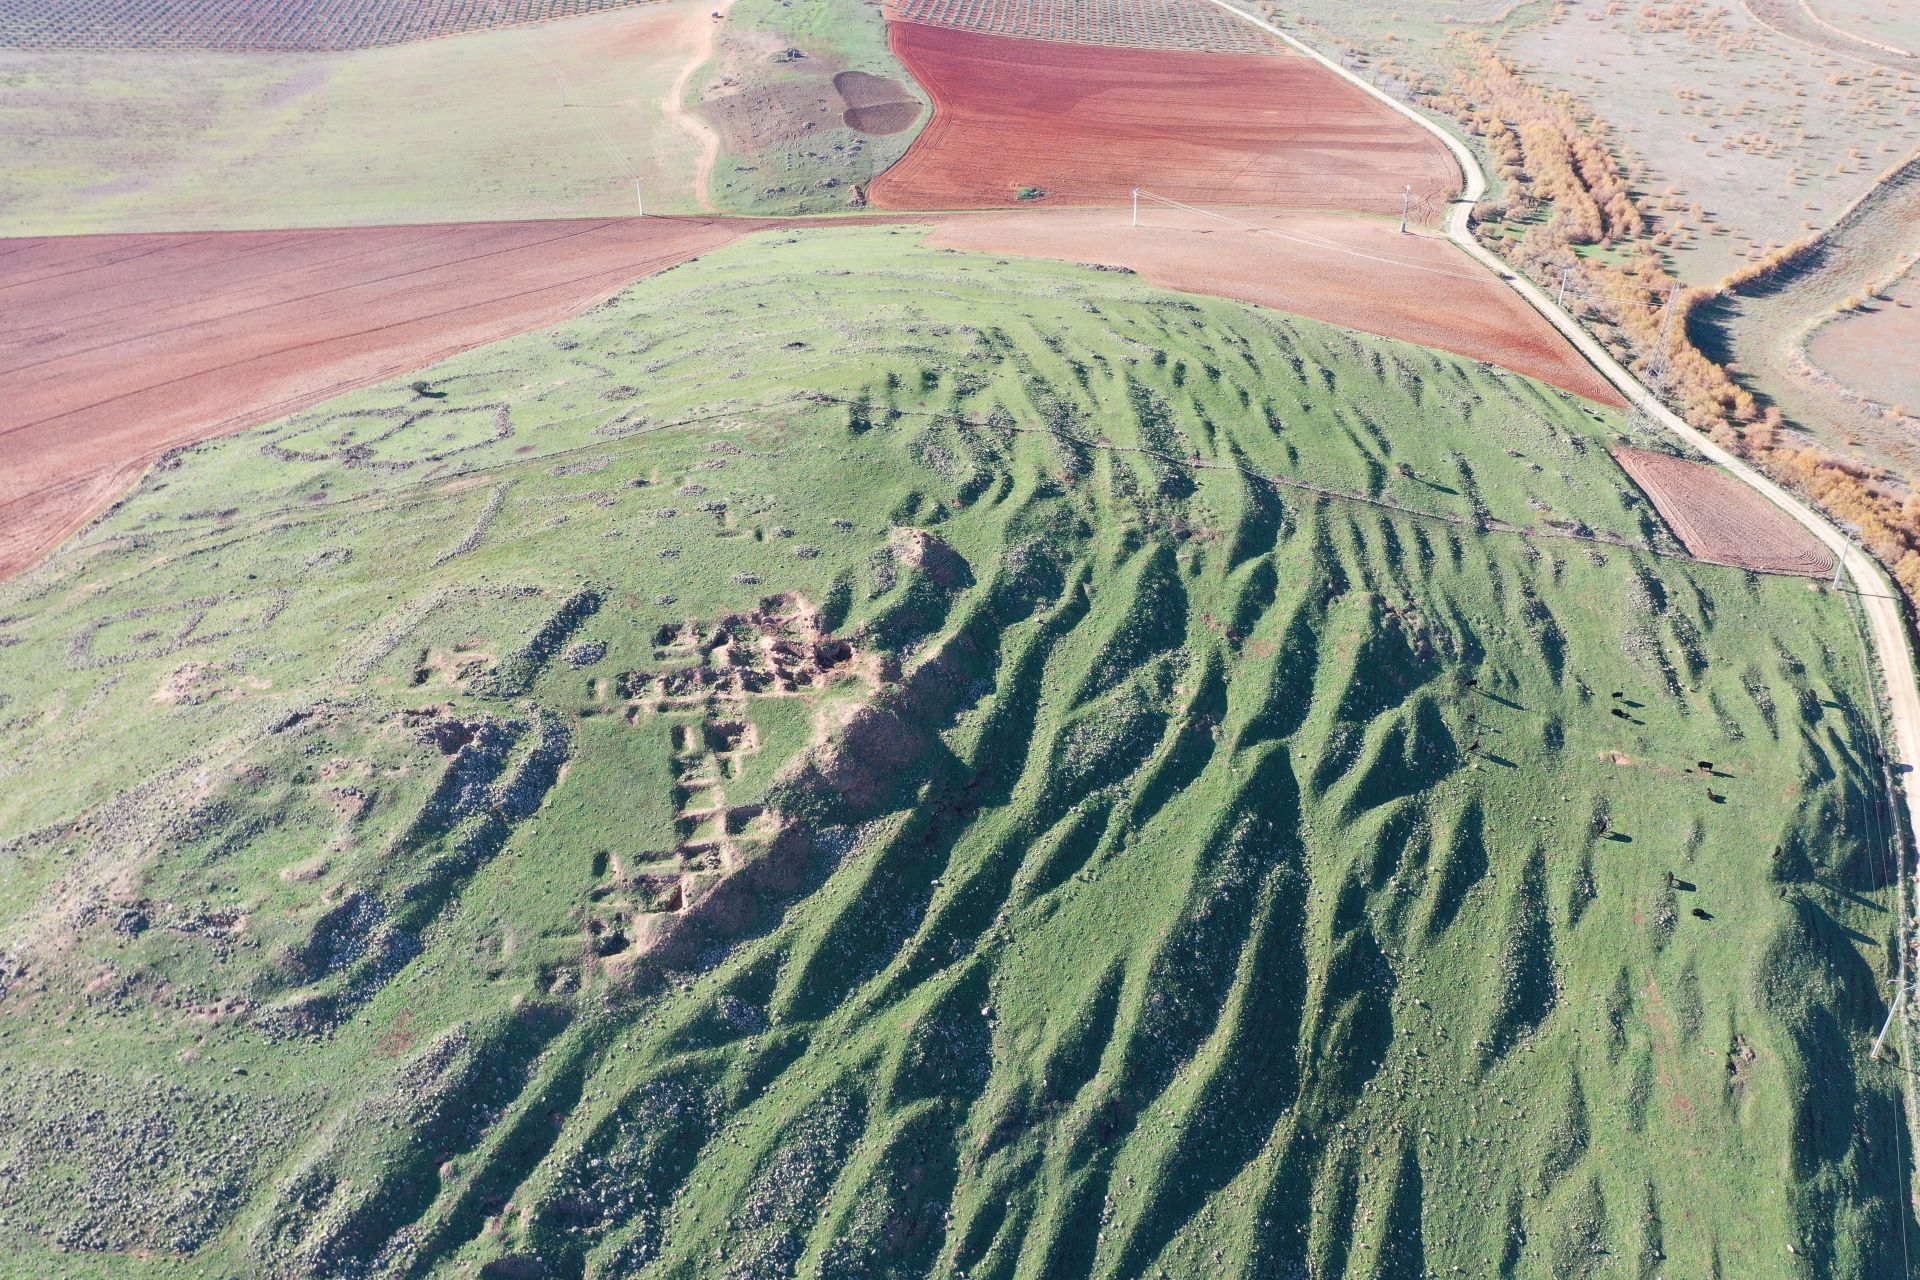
[868,21,1458,214]
[696,37,918,154]
[1612,446,1833,574]
[697,27,922,155]
[1806,264,1920,412]
[0,216,759,577]
[833,70,920,135]
[929,207,1625,404]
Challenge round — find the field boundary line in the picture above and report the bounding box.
[1207,0,1920,1249]
[1740,0,1919,68]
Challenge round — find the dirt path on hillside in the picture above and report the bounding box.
[664,0,735,211]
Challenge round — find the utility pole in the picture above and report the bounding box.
[1622,284,1684,442]
[635,179,644,217]
[1556,265,1571,309]
[1132,187,1140,228]
[1399,184,1411,234]
[1871,983,1902,1059]
[1647,283,1680,391]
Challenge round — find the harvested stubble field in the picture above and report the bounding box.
[0,0,720,235]
[1693,151,1920,481]
[886,0,1284,52]
[1749,0,1920,66]
[1806,261,1920,413]
[1804,0,1920,57]
[1508,0,1920,283]
[868,21,1459,213]
[0,0,663,51]
[0,225,1905,1279]
[0,216,758,577]
[927,205,1626,404]
[1611,445,1834,574]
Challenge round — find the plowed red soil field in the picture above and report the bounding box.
[868,20,1458,214]
[1612,446,1833,575]
[929,207,1626,405]
[0,217,758,577]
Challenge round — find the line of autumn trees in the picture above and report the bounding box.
[1387,35,1920,608]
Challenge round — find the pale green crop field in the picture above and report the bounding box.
[0,0,710,235]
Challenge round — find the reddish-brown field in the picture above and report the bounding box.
[929,207,1626,405]
[868,21,1458,214]
[1807,276,1920,415]
[0,216,757,576]
[1,204,1623,581]
[1612,446,1833,575]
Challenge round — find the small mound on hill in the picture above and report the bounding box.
[834,69,921,134]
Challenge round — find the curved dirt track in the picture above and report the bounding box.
[869,20,1458,214]
[1742,0,1919,67]
[1697,151,1920,482]
[666,0,735,210]
[0,216,760,577]
[928,207,1625,405]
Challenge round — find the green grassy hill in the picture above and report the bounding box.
[0,226,1906,1279]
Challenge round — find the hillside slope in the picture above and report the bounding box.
[0,227,1906,1279]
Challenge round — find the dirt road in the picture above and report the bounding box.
[664,0,736,210]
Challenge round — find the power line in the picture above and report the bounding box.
[1132,188,1494,284]
[480,0,638,189]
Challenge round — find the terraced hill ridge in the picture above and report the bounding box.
[0,226,1906,1278]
